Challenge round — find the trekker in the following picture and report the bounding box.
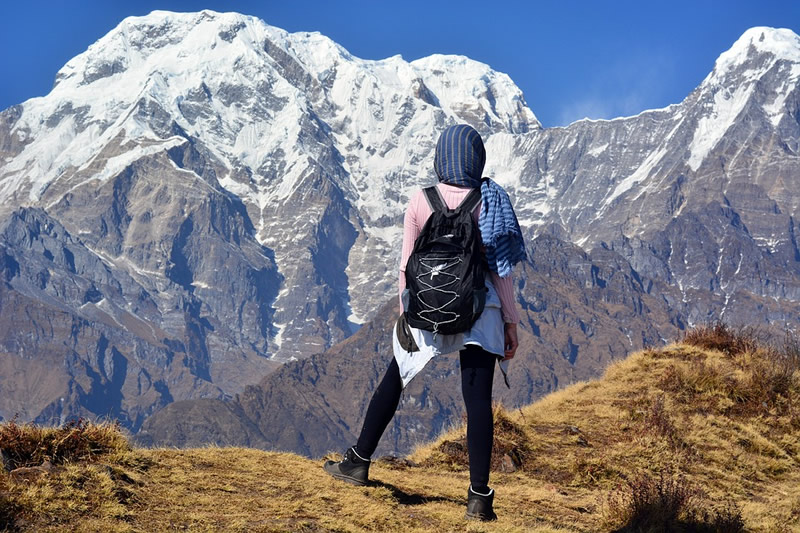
[324,124,527,521]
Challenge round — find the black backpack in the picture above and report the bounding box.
[404,186,487,335]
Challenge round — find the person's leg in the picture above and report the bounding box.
[355,357,404,458]
[324,358,403,485]
[459,345,496,494]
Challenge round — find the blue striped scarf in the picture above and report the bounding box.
[434,124,527,277]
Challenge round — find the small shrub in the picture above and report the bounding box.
[0,418,129,470]
[643,395,680,446]
[766,330,800,396]
[605,470,745,532]
[682,322,761,357]
[782,330,800,371]
[605,471,745,533]
[605,470,702,531]
[686,501,746,532]
[728,341,798,416]
[744,359,791,402]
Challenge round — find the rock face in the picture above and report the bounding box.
[0,202,281,431]
[0,12,799,447]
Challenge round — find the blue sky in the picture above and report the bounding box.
[1,1,797,127]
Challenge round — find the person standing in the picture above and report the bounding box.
[324,124,526,521]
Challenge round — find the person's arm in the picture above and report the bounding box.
[491,272,520,360]
[398,192,422,309]
[491,272,520,324]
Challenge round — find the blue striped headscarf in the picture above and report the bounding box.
[434,124,527,277]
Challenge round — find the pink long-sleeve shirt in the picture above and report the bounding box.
[399,183,521,324]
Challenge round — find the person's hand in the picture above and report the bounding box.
[503,322,518,361]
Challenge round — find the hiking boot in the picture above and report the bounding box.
[323,446,370,486]
[465,485,497,521]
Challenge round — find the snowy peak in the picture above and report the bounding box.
[721,26,800,64]
[47,8,538,132]
[685,27,800,171]
[0,9,543,362]
[705,27,800,86]
[4,9,538,207]
[54,11,260,88]
[411,54,540,133]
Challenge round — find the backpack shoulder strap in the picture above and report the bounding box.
[455,187,482,214]
[423,186,447,213]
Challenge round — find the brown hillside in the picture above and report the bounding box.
[1,325,798,532]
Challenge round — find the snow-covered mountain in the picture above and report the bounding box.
[499,27,800,243]
[0,10,538,428]
[0,11,798,433]
[492,27,800,322]
[0,10,536,359]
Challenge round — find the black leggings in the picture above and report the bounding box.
[355,344,495,491]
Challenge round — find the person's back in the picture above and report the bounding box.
[400,183,520,326]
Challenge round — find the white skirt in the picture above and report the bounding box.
[393,280,510,388]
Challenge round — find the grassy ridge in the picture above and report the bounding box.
[1,325,799,532]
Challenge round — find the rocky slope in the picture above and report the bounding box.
[136,234,687,456]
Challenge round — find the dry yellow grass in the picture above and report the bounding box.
[1,329,799,531]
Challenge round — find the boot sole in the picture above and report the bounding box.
[465,512,497,521]
[323,462,368,486]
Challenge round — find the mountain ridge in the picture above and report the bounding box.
[0,13,799,445]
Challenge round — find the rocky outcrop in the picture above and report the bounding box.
[0,201,281,431]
